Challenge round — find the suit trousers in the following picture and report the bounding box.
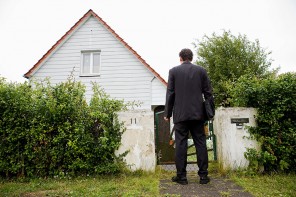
[174,120,208,178]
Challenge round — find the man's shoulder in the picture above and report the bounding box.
[191,62,204,68]
[169,64,181,72]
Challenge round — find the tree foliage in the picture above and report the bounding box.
[228,73,296,172]
[0,77,127,178]
[194,30,276,106]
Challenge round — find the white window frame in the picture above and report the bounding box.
[80,50,101,76]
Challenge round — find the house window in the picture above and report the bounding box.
[81,50,101,76]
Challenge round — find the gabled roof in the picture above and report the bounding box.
[24,9,167,86]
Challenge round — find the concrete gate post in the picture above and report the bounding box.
[213,107,259,170]
[116,110,155,171]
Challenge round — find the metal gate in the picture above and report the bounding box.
[155,111,217,165]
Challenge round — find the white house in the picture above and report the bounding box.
[24,9,168,171]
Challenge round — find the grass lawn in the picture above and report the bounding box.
[0,171,159,197]
[0,164,295,196]
[231,172,296,197]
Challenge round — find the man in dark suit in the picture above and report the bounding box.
[164,48,213,185]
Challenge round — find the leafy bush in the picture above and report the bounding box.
[194,30,276,106]
[0,77,127,178]
[228,73,296,172]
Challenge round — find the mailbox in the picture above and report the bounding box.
[231,118,249,129]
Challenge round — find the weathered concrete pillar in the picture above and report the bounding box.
[116,110,155,171]
[213,107,259,170]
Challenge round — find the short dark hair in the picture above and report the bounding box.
[179,48,193,61]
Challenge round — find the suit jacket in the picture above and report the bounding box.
[164,61,213,123]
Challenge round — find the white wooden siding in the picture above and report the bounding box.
[32,16,165,109]
[151,77,166,105]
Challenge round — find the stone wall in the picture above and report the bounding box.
[116,110,156,171]
[214,107,259,170]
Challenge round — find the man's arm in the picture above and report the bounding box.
[202,69,213,100]
[202,69,215,119]
[164,69,175,120]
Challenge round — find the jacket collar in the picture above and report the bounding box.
[181,61,191,64]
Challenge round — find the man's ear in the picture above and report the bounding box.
[180,57,183,62]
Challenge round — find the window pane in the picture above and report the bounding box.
[83,53,90,74]
[93,53,100,73]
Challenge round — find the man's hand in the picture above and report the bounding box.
[164,117,170,121]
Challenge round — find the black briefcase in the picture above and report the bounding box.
[203,97,215,121]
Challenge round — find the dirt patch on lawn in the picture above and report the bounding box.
[20,191,49,197]
[20,190,60,197]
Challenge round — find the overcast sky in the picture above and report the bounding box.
[0,0,295,83]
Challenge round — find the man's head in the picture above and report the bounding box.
[179,48,193,62]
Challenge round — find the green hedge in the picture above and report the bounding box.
[228,72,296,172]
[0,78,127,178]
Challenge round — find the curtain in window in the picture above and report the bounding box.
[83,53,90,74]
[93,53,100,73]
